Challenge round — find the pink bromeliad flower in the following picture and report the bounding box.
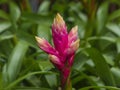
[35,13,80,90]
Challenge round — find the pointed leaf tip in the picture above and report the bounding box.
[49,54,60,64]
[35,36,44,45]
[71,25,78,34]
[53,13,65,28]
[71,39,80,50]
[56,13,63,21]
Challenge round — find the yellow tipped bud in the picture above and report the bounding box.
[49,54,60,64]
[67,39,80,55]
[35,36,44,45]
[71,39,80,51]
[55,13,64,24]
[53,13,65,30]
[71,25,78,35]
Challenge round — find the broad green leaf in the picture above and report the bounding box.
[116,38,120,53]
[9,2,21,22]
[37,24,51,41]
[0,34,14,41]
[106,23,120,37]
[103,54,114,66]
[108,9,120,21]
[96,2,109,34]
[0,10,9,20]
[16,30,37,49]
[3,40,29,85]
[86,48,115,86]
[45,74,57,88]
[73,52,88,70]
[111,67,120,87]
[38,60,53,70]
[21,13,52,25]
[38,0,50,14]
[0,22,11,33]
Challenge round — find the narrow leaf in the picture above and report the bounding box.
[79,86,120,90]
[108,9,120,21]
[111,67,120,87]
[3,40,29,85]
[9,2,21,22]
[0,22,11,33]
[96,2,108,34]
[0,10,9,20]
[86,48,115,86]
[116,38,120,53]
[106,23,120,37]
[6,71,54,89]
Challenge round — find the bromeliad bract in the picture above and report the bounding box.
[35,13,80,90]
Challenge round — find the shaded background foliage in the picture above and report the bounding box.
[0,0,120,90]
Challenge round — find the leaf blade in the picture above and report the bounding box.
[86,48,116,86]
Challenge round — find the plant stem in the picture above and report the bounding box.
[61,68,72,90]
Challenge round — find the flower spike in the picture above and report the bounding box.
[35,36,57,55]
[35,13,80,90]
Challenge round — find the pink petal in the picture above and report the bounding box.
[49,54,64,70]
[35,36,58,55]
[67,39,80,55]
[52,13,68,57]
[68,26,78,45]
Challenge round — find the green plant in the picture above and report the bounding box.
[0,0,120,90]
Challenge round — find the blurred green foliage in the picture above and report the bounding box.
[0,0,120,90]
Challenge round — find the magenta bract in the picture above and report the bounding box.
[35,13,80,88]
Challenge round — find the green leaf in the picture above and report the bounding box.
[16,30,37,49]
[0,0,7,4]
[79,86,120,90]
[38,0,50,14]
[0,34,14,41]
[5,71,54,89]
[9,2,21,22]
[3,40,29,85]
[108,9,120,21]
[96,2,109,34]
[21,13,52,25]
[0,22,11,33]
[116,38,120,53]
[72,70,98,86]
[111,67,120,87]
[2,64,8,87]
[38,60,54,70]
[87,36,116,43]
[14,87,52,90]
[37,24,51,41]
[73,52,88,70]
[38,60,57,88]
[0,10,9,20]
[45,74,57,88]
[86,48,116,86]
[106,23,120,36]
